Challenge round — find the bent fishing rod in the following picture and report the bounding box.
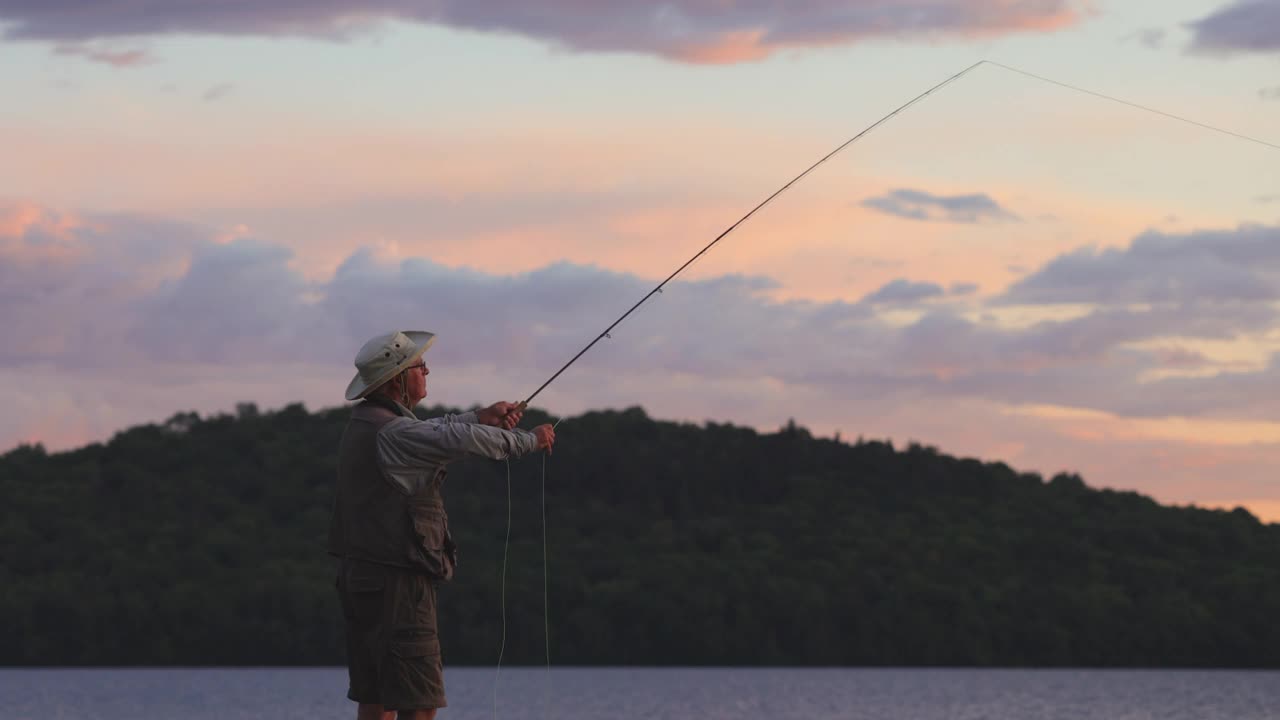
[515,60,1279,410]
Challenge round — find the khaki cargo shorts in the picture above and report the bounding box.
[336,559,447,710]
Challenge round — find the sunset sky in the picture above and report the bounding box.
[2,1,1278,520]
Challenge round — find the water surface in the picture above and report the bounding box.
[2,667,1276,719]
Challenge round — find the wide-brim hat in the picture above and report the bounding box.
[345,330,437,401]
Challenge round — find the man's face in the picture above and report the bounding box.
[405,360,429,404]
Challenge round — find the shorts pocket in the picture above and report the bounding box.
[383,632,447,710]
[339,566,385,630]
[390,631,440,659]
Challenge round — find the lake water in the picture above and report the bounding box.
[1,667,1277,719]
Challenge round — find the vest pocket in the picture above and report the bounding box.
[407,501,452,579]
[409,504,446,550]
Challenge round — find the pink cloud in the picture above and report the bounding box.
[53,43,152,67]
[669,29,773,64]
[0,202,88,247]
[1153,345,1213,369]
[0,201,206,366]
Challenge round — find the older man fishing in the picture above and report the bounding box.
[328,330,555,720]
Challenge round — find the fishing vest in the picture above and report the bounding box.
[327,397,456,581]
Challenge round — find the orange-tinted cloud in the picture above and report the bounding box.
[1005,403,1280,446]
[669,29,775,65]
[52,43,152,67]
[0,201,86,245]
[664,3,1080,64]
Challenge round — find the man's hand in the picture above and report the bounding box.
[478,401,523,430]
[533,424,555,454]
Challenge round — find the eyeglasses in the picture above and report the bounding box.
[407,361,428,374]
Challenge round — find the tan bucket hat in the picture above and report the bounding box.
[345,330,437,401]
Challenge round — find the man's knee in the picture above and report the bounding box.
[396,710,436,720]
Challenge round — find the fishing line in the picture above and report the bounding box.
[541,451,551,719]
[492,458,512,720]
[493,424,558,720]
[984,61,1280,151]
[492,59,1279,716]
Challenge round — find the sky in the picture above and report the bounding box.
[2,0,1279,521]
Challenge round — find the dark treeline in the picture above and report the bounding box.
[2,403,1277,667]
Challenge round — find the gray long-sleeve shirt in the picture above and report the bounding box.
[375,403,541,494]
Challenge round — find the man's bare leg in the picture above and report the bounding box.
[356,703,395,720]
[396,710,437,720]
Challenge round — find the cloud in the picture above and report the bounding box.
[3,203,1280,456]
[1110,355,1280,419]
[5,201,1279,521]
[133,240,312,362]
[0,203,209,367]
[884,307,1279,409]
[758,300,1280,423]
[1261,87,1280,100]
[999,223,1280,305]
[0,0,1082,64]
[1188,0,1280,54]
[860,278,945,306]
[52,43,152,67]
[1151,345,1214,369]
[203,83,234,101]
[1122,27,1166,49]
[861,188,1019,224]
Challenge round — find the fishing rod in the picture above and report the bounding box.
[515,60,1279,410]
[515,61,984,408]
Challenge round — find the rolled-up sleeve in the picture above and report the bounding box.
[422,410,480,426]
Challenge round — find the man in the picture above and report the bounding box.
[328,330,555,720]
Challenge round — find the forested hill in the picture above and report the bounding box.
[2,403,1277,668]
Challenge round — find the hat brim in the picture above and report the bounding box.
[344,331,436,401]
